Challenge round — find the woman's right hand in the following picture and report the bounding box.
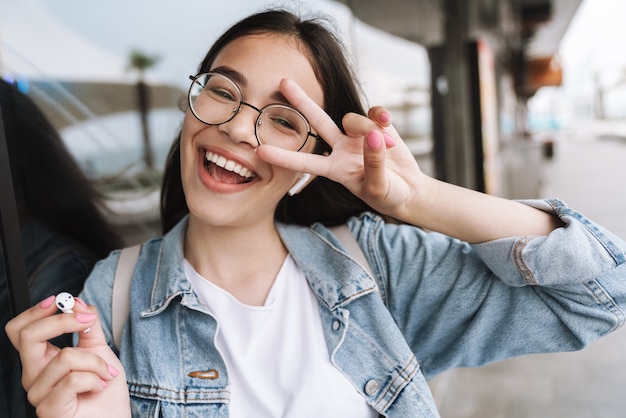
[5,295,131,418]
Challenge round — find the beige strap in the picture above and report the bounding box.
[112,244,141,351]
[329,224,374,278]
[110,225,373,351]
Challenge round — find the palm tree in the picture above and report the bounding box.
[128,50,160,170]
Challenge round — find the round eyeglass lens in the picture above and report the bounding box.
[256,105,310,151]
[189,73,241,125]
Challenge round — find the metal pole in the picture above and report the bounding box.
[0,95,37,418]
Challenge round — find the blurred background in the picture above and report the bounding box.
[1,0,625,417]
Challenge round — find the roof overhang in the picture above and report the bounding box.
[334,0,582,60]
[334,0,582,96]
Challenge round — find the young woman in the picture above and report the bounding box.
[6,8,626,418]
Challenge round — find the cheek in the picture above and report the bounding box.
[179,135,193,173]
[181,112,198,143]
[272,167,301,192]
[180,113,203,165]
[304,139,319,154]
[179,125,199,194]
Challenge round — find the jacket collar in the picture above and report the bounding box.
[143,216,194,316]
[145,217,377,314]
[276,222,378,310]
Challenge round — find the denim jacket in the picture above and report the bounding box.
[80,198,626,417]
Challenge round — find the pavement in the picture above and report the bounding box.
[428,121,626,418]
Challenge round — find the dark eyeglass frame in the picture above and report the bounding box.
[187,72,327,152]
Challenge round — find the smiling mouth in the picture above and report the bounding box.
[204,151,257,184]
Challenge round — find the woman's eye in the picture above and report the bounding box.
[272,117,297,131]
[209,88,237,102]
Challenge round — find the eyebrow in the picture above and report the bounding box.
[210,66,290,105]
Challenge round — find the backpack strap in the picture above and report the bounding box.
[112,244,141,351]
[329,224,386,303]
[329,224,374,278]
[110,225,377,351]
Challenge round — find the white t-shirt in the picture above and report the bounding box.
[184,256,377,418]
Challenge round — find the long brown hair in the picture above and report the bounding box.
[160,9,376,233]
[1,80,123,257]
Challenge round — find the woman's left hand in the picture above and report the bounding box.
[259,78,561,241]
[256,78,426,221]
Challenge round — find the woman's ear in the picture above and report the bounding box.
[288,173,316,196]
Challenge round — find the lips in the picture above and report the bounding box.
[204,151,257,184]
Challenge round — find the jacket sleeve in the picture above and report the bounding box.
[356,199,626,379]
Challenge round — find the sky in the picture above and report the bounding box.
[530,0,626,121]
[2,0,623,143]
[0,0,431,176]
[0,0,429,106]
[3,0,621,108]
[559,0,626,86]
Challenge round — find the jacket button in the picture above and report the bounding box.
[332,320,341,331]
[364,379,379,396]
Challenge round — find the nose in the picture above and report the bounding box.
[218,103,260,148]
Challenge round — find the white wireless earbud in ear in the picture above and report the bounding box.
[55,292,75,313]
[288,173,311,196]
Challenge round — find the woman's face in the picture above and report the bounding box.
[180,33,324,229]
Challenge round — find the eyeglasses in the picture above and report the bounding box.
[187,72,325,152]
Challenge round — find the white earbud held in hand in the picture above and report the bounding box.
[55,292,75,313]
[56,292,91,332]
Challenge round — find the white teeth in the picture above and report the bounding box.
[205,151,255,178]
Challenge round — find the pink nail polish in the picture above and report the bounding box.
[383,133,396,147]
[39,295,55,309]
[74,297,87,308]
[379,113,391,124]
[367,131,383,149]
[75,313,96,323]
[108,364,120,377]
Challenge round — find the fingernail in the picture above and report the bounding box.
[383,133,396,147]
[108,364,120,377]
[39,295,55,309]
[101,379,107,388]
[379,113,391,124]
[366,131,383,149]
[75,313,96,323]
[74,297,87,307]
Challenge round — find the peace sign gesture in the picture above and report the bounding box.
[258,78,559,242]
[257,78,427,222]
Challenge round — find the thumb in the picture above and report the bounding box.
[71,299,109,349]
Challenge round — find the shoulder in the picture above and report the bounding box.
[344,212,460,254]
[79,236,164,325]
[277,212,457,259]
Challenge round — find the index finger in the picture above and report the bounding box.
[279,78,342,146]
[5,295,58,349]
